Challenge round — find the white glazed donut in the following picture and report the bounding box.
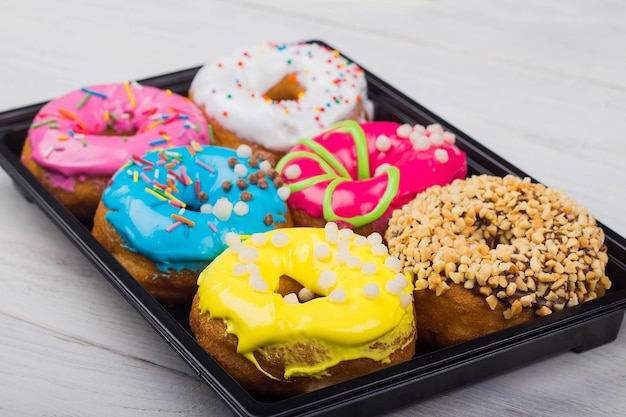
[189,42,373,157]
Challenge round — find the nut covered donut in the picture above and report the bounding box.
[21,82,210,219]
[92,144,291,305]
[385,174,612,348]
[275,120,467,237]
[189,224,417,397]
[189,42,373,160]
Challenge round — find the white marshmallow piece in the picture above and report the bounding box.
[396,123,413,138]
[329,288,347,303]
[200,203,213,214]
[246,263,261,275]
[318,269,337,291]
[248,274,268,292]
[374,163,391,177]
[250,233,267,246]
[362,282,380,299]
[284,164,302,180]
[270,231,290,248]
[259,160,272,172]
[338,228,354,240]
[442,131,456,144]
[277,186,291,201]
[238,247,259,263]
[400,292,413,309]
[412,124,426,136]
[346,256,363,269]
[371,243,389,256]
[233,201,249,216]
[384,256,402,273]
[324,222,339,244]
[366,232,383,246]
[429,132,444,146]
[213,198,233,221]
[234,163,248,177]
[236,144,252,158]
[225,231,240,246]
[434,148,449,164]
[413,135,431,151]
[298,287,315,302]
[283,293,300,304]
[361,262,377,275]
[375,134,391,152]
[232,263,247,276]
[314,243,331,260]
[427,123,444,134]
[385,279,403,295]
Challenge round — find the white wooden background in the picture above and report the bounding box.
[1,0,625,415]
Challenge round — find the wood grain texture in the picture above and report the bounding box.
[0,0,625,415]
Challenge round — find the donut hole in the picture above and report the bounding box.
[277,275,321,303]
[264,74,306,102]
[101,126,138,137]
[182,192,209,213]
[99,112,137,137]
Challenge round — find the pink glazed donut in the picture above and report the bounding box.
[275,120,468,237]
[21,82,210,219]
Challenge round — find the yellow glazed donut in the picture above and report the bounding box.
[189,224,417,397]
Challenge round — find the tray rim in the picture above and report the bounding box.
[1,39,625,417]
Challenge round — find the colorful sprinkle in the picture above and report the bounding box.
[123,81,136,109]
[167,169,187,185]
[149,138,169,147]
[140,172,152,184]
[194,158,215,173]
[57,108,88,130]
[76,92,92,109]
[164,190,185,207]
[80,87,108,99]
[132,154,153,166]
[145,187,166,201]
[170,213,195,227]
[166,221,182,233]
[30,118,57,129]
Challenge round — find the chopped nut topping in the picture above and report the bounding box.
[247,156,259,168]
[257,177,269,189]
[236,178,248,190]
[197,191,208,203]
[385,174,612,319]
[221,180,232,192]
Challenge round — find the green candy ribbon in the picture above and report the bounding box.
[276,120,399,228]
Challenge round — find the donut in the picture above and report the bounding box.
[92,143,292,305]
[188,42,373,161]
[189,224,417,396]
[21,82,210,220]
[385,174,612,348]
[275,120,467,237]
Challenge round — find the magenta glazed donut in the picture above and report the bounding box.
[275,120,468,237]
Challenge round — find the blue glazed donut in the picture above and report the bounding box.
[92,142,291,304]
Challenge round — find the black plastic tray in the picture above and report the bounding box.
[1,41,626,417]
